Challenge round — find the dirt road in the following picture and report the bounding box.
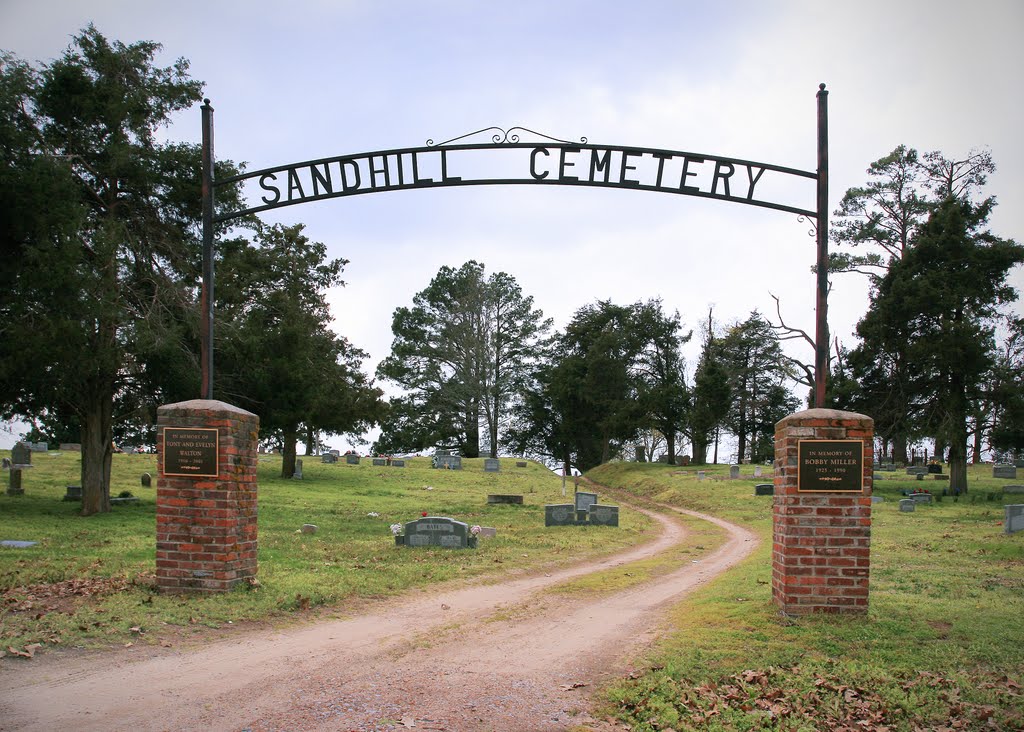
[1,505,757,731]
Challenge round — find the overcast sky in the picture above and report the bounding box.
[2,0,1022,452]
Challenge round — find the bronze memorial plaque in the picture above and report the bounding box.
[162,427,219,478]
[797,439,864,493]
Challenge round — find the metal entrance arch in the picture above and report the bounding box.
[200,84,830,404]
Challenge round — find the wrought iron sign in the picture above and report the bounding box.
[215,126,818,222]
[200,86,831,406]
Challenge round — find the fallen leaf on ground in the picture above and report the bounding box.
[560,682,588,690]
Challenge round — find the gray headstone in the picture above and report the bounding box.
[545,504,577,526]
[371,457,386,466]
[403,516,471,548]
[0,540,38,548]
[483,458,501,472]
[993,465,1017,479]
[1004,485,1024,494]
[63,485,82,501]
[1015,459,1024,469]
[574,491,598,513]
[516,461,527,468]
[59,443,81,452]
[871,496,885,503]
[141,472,151,487]
[698,471,705,481]
[479,527,497,538]
[588,504,619,526]
[300,523,318,534]
[873,473,883,481]
[1005,504,1024,534]
[322,453,338,464]
[487,494,523,505]
[754,483,774,496]
[31,442,48,452]
[7,468,24,496]
[329,449,341,456]
[293,458,303,480]
[754,466,763,478]
[345,454,360,465]
[911,492,932,503]
[391,459,406,467]
[906,467,925,476]
[899,499,916,512]
[11,442,31,467]
[729,465,740,479]
[433,454,462,470]
[916,473,925,481]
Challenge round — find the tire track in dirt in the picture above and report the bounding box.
[1,502,758,731]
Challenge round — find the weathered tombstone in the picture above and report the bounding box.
[11,442,31,467]
[516,461,527,468]
[1005,505,1024,534]
[1015,458,1024,469]
[574,491,598,512]
[433,453,462,470]
[391,459,406,468]
[141,473,152,487]
[899,499,916,512]
[487,494,524,505]
[372,457,386,466]
[697,471,705,481]
[479,527,497,538]
[300,524,318,534]
[729,464,740,479]
[680,455,691,466]
[345,453,360,465]
[483,458,501,472]
[993,465,1017,479]
[401,516,473,548]
[321,453,337,464]
[916,473,925,481]
[754,465,763,478]
[588,504,619,526]
[329,449,341,457]
[927,463,942,474]
[1004,485,1024,495]
[754,483,774,496]
[545,504,577,526]
[293,458,303,480]
[873,472,883,481]
[64,485,82,501]
[31,442,48,452]
[871,496,885,503]
[911,492,932,504]
[59,443,81,452]
[7,469,24,496]
[0,540,38,548]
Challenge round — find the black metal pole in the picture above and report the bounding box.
[814,84,829,409]
[200,99,215,400]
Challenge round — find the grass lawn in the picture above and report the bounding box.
[0,450,655,654]
[588,461,1024,731]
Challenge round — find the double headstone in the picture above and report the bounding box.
[346,454,360,465]
[432,451,462,470]
[399,516,475,548]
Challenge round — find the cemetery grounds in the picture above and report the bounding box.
[0,450,1021,730]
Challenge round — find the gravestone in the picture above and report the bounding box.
[11,442,31,467]
[658,455,671,464]
[391,459,406,467]
[31,442,48,452]
[516,461,527,468]
[993,465,1017,479]
[433,453,462,470]
[1,457,9,469]
[545,504,576,527]
[927,463,942,474]
[483,458,501,472]
[329,449,341,457]
[910,492,932,504]
[300,524,318,534]
[401,516,473,548]
[487,494,523,505]
[680,455,691,466]
[479,526,497,538]
[293,458,303,480]
[7,469,24,496]
[64,485,82,501]
[873,472,883,481]
[59,443,81,452]
[754,466,763,478]
[141,473,151,487]
[871,496,885,503]
[1015,459,1024,468]
[346,454,360,465]
[1005,505,1024,534]
[729,465,740,479]
[372,457,387,466]
[906,467,926,476]
[899,499,915,512]
[698,471,705,481]
[0,540,38,548]
[574,491,598,513]
[754,483,774,496]
[588,504,619,526]
[1004,485,1024,495]
[322,453,338,464]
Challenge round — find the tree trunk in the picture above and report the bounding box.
[281,426,298,478]
[933,438,946,464]
[692,434,708,465]
[713,427,720,464]
[304,424,316,455]
[892,434,909,466]
[665,433,676,463]
[80,394,113,516]
[971,413,983,464]
[948,436,968,494]
[463,401,480,458]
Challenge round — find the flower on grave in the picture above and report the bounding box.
[367,512,380,518]
[470,525,481,536]
[390,523,403,536]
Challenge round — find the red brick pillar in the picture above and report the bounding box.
[156,400,259,592]
[773,408,873,615]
